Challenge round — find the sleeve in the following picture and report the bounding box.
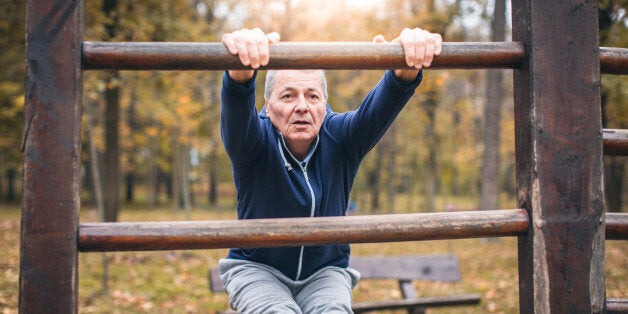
[220,71,264,168]
[327,70,423,163]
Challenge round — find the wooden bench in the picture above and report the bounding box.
[208,254,481,313]
[349,255,480,313]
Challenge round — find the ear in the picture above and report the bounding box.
[264,96,271,118]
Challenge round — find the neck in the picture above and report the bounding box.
[285,139,314,161]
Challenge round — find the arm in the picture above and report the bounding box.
[220,71,263,167]
[329,28,442,161]
[219,29,279,167]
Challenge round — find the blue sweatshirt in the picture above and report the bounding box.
[220,70,422,281]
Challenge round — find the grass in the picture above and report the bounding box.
[1,204,626,313]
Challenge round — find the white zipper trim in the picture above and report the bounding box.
[277,135,318,280]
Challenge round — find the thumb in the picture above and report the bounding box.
[266,32,281,43]
[372,34,386,43]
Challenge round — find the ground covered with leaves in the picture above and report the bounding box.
[1,206,626,313]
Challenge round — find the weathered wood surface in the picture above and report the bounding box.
[20,0,83,313]
[513,1,605,313]
[82,41,525,70]
[79,209,529,252]
[82,42,627,73]
[349,255,461,282]
[603,129,628,156]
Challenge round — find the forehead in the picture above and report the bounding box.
[272,70,323,93]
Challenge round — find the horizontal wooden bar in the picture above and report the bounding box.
[82,41,525,70]
[606,212,628,240]
[603,129,628,156]
[607,298,628,314]
[600,47,628,75]
[78,209,529,252]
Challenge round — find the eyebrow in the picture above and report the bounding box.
[278,86,322,95]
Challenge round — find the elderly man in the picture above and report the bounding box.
[219,27,442,313]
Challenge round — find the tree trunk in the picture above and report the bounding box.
[171,133,181,211]
[85,99,108,293]
[208,145,218,206]
[125,173,134,203]
[368,143,385,212]
[604,157,624,212]
[599,5,625,213]
[102,0,120,222]
[146,133,159,209]
[386,126,397,213]
[480,0,506,211]
[423,92,438,212]
[103,71,121,222]
[180,144,192,219]
[6,169,16,203]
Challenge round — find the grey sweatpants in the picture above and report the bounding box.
[219,259,360,314]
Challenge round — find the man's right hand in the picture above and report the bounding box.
[222,28,280,83]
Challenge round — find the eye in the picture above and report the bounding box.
[281,93,294,100]
[308,94,320,101]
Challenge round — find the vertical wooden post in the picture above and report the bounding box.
[20,0,83,313]
[512,1,605,313]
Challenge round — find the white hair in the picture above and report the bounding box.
[264,70,328,100]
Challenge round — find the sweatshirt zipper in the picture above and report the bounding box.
[295,162,315,281]
[277,136,317,281]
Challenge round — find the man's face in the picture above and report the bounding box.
[265,70,327,150]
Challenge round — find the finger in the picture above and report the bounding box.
[246,38,261,69]
[422,31,435,67]
[248,28,267,68]
[433,33,443,55]
[266,32,281,44]
[413,28,426,69]
[252,28,273,67]
[222,33,238,55]
[372,34,386,43]
[233,34,250,67]
[399,28,416,68]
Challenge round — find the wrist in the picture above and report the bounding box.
[393,69,421,82]
[228,70,255,84]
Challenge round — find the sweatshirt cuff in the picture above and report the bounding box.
[385,69,423,90]
[222,70,258,96]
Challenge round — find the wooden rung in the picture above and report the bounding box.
[82,42,626,73]
[82,41,525,70]
[603,129,628,156]
[607,298,628,314]
[606,213,628,240]
[600,47,628,75]
[78,209,529,252]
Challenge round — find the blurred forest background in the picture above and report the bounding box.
[1,0,627,218]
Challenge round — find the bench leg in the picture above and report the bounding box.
[399,280,426,314]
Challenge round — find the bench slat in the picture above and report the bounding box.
[352,293,482,313]
[349,255,461,282]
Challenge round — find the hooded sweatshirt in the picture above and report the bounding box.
[220,70,422,281]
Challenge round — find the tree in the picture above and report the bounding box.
[599,0,628,213]
[0,0,25,204]
[480,0,507,211]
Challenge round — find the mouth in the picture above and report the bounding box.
[292,120,311,125]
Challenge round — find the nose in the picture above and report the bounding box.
[295,96,309,113]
